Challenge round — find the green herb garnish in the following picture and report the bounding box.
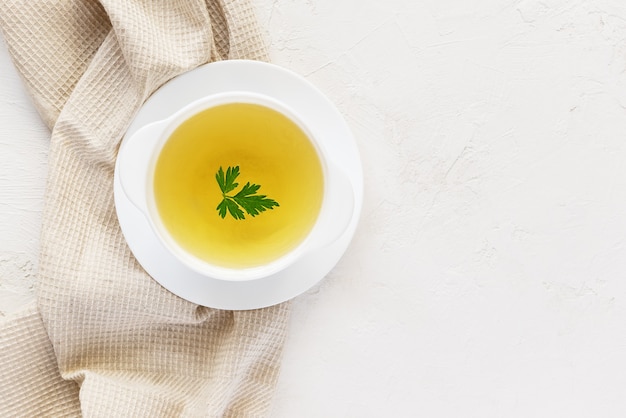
[215,166,280,220]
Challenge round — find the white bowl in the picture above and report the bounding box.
[117,91,354,282]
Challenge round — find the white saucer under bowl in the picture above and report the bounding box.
[113,60,363,310]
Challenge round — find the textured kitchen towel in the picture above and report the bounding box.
[0,1,290,416]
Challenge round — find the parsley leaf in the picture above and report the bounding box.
[215,166,240,194]
[216,196,245,220]
[215,166,280,220]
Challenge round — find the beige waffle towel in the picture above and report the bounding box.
[0,1,291,416]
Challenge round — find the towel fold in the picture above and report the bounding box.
[0,1,290,416]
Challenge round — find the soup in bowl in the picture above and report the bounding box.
[117,91,354,281]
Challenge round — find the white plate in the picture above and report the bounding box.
[114,60,363,310]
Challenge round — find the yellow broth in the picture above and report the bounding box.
[153,103,324,268]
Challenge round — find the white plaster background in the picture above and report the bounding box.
[2,0,626,416]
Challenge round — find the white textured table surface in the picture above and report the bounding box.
[3,1,626,416]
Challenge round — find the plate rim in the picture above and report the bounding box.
[114,59,363,310]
